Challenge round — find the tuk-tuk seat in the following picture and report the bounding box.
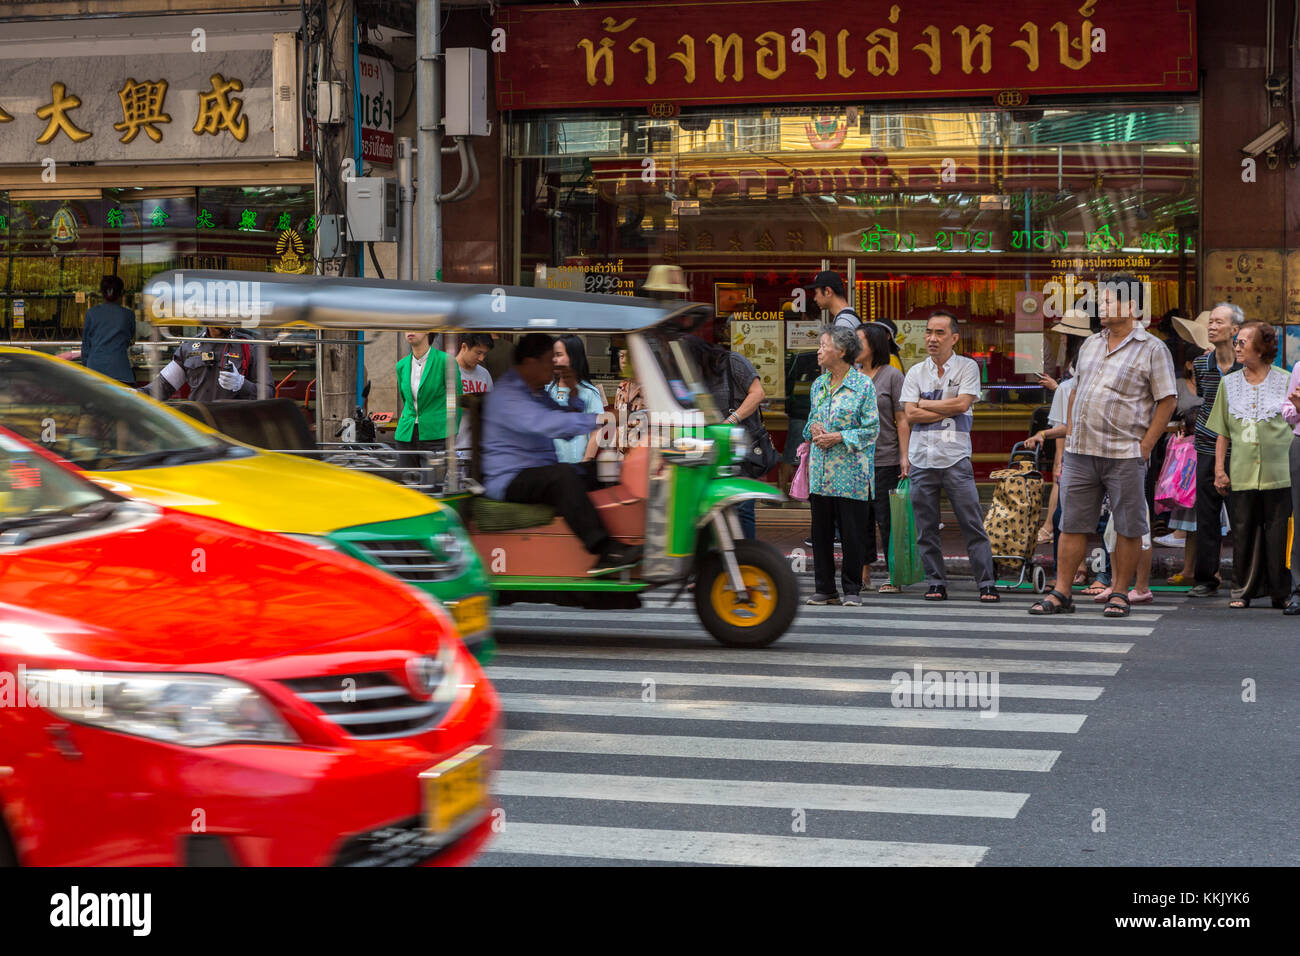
[469,497,557,531]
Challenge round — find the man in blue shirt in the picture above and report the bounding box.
[481,333,642,575]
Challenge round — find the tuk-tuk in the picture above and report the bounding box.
[143,271,800,647]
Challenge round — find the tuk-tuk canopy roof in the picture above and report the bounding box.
[142,270,708,334]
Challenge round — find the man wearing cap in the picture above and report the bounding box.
[809,271,860,331]
[1183,303,1244,597]
[145,326,265,402]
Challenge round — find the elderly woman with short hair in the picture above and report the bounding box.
[1207,320,1293,609]
[804,325,880,606]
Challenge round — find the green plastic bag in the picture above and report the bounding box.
[888,477,924,587]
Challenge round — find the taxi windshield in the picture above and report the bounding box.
[0,351,228,471]
[0,431,112,522]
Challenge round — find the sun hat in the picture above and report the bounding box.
[1172,311,1212,352]
[642,264,689,293]
[1049,308,1093,338]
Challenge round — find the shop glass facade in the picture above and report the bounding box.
[508,100,1201,475]
[0,185,317,403]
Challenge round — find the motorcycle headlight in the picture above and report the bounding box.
[730,426,747,462]
[24,670,299,747]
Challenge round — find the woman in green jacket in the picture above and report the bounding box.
[395,332,461,453]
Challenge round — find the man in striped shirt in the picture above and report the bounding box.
[1189,303,1245,597]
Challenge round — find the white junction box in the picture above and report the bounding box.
[317,80,346,124]
[444,48,489,136]
[346,177,398,242]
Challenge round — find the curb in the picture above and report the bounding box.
[783,549,1237,579]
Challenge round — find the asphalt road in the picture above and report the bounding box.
[473,579,1299,867]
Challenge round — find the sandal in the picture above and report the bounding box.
[979,586,1001,603]
[1082,580,1108,596]
[924,585,947,601]
[1166,572,1191,586]
[1092,586,1114,604]
[1127,589,1155,605]
[1229,598,1250,609]
[1102,593,1131,617]
[1028,588,1075,615]
[877,583,902,594]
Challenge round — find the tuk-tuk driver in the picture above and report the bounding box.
[480,332,643,575]
[145,326,266,402]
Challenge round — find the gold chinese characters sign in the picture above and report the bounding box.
[496,0,1196,110]
[1204,251,1284,324]
[0,50,291,164]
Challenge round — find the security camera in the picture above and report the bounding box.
[1241,121,1289,157]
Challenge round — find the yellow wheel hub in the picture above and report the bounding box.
[710,564,777,627]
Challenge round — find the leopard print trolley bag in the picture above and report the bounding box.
[984,442,1045,588]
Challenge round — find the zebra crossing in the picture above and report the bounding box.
[475,585,1178,866]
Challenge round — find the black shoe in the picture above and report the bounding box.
[924,585,947,601]
[589,544,643,576]
[1285,596,1300,616]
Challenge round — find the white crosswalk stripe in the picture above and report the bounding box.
[490,667,1104,701]
[479,585,1172,866]
[494,770,1029,818]
[496,622,1136,654]
[500,607,1154,637]
[483,822,989,867]
[495,644,1123,676]
[499,693,1087,732]
[505,730,1062,772]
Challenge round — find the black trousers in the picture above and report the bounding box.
[1229,487,1291,605]
[810,493,870,597]
[1193,449,1229,587]
[864,464,901,569]
[504,463,609,556]
[396,424,446,454]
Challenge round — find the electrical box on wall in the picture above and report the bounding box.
[317,214,345,258]
[346,176,398,242]
[444,48,488,136]
[316,80,345,124]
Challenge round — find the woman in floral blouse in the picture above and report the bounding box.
[803,326,880,606]
[1206,320,1293,609]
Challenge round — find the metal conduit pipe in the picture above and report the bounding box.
[439,137,475,202]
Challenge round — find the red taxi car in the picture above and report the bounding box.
[0,428,500,866]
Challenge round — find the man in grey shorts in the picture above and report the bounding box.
[1030,274,1176,618]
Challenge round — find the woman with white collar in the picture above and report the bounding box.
[1206,320,1293,609]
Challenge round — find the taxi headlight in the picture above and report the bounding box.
[24,670,299,747]
[281,533,340,551]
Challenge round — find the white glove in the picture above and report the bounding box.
[218,367,245,392]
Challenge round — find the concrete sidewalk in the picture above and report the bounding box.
[755,502,1234,581]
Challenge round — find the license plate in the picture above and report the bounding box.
[421,745,491,836]
[448,594,490,637]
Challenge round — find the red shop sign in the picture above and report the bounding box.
[495,0,1197,111]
